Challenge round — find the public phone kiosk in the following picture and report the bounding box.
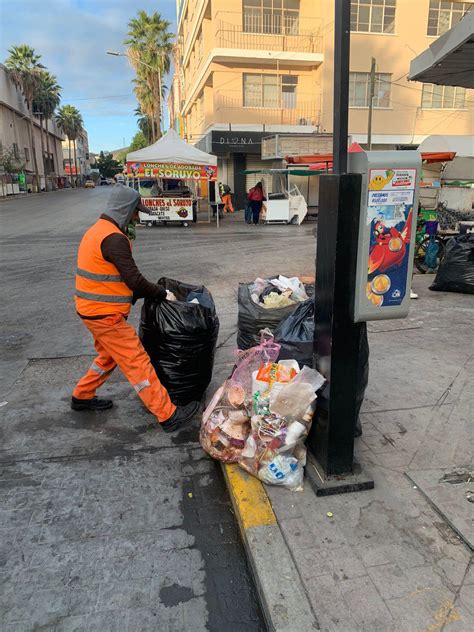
[349,151,422,322]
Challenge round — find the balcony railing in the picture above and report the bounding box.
[215,17,322,54]
[213,91,321,127]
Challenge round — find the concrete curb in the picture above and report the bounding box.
[222,464,319,632]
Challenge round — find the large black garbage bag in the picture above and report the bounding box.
[140,278,220,405]
[430,235,474,295]
[275,299,314,367]
[275,303,369,437]
[237,283,298,350]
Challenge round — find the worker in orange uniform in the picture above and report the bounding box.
[71,184,199,432]
[219,182,234,213]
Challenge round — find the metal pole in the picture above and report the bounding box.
[367,57,376,150]
[307,0,373,492]
[332,0,351,174]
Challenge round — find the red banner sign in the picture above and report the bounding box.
[127,161,217,181]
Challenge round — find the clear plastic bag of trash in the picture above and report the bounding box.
[270,365,325,422]
[239,361,325,491]
[269,276,309,302]
[200,380,250,463]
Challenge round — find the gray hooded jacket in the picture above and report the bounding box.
[102,184,142,231]
[79,184,167,317]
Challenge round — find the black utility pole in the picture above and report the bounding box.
[332,0,351,174]
[307,0,373,492]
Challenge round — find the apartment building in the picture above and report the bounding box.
[171,0,473,208]
[0,64,65,192]
[62,128,91,183]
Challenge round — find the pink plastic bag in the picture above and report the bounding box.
[232,331,281,397]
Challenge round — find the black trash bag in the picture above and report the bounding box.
[430,235,474,295]
[274,299,314,367]
[354,323,369,437]
[140,278,220,405]
[237,282,299,350]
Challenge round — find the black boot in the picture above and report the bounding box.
[71,396,113,411]
[161,401,200,433]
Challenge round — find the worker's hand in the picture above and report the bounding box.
[166,290,177,301]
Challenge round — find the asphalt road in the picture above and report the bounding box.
[2,187,323,631]
[1,186,316,396]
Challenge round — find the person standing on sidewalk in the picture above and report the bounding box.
[71,184,199,432]
[247,181,264,225]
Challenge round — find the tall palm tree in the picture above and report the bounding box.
[125,11,173,140]
[5,45,45,192]
[32,71,61,191]
[56,105,83,187]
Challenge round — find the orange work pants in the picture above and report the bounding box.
[73,313,176,423]
[222,194,234,213]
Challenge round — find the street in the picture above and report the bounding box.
[1,187,314,631]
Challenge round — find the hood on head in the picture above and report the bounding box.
[103,184,141,230]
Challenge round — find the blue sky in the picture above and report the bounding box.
[0,0,176,152]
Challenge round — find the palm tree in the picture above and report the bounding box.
[5,45,45,192]
[135,106,153,145]
[125,11,173,140]
[56,105,83,187]
[32,71,61,191]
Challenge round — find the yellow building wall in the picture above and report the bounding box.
[319,0,473,140]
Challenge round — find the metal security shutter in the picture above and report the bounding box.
[217,158,234,191]
[245,156,267,190]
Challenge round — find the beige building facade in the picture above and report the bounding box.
[171,0,473,207]
[0,64,65,193]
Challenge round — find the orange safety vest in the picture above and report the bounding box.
[75,218,133,317]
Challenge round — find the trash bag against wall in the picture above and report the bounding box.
[274,299,314,367]
[140,278,220,405]
[237,283,298,350]
[430,235,474,295]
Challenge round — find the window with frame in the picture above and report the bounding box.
[243,73,298,108]
[349,72,392,107]
[12,143,20,159]
[350,0,396,33]
[243,0,300,35]
[24,147,30,161]
[427,1,472,36]
[421,83,466,108]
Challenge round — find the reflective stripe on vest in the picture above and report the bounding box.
[76,290,133,303]
[77,267,123,282]
[75,218,133,317]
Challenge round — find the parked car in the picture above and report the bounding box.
[106,178,115,185]
[84,179,95,189]
[99,178,108,186]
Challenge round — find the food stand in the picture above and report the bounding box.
[126,129,217,227]
[243,168,312,224]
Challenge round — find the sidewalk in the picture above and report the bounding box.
[211,268,473,632]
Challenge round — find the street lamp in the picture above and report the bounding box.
[106,50,163,136]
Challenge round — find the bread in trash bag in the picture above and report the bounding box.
[200,380,250,463]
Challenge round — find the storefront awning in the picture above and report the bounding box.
[408,10,474,88]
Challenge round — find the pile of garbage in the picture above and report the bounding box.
[238,276,310,349]
[430,234,474,295]
[200,334,325,491]
[249,275,309,309]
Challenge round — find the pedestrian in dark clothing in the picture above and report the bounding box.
[247,182,264,225]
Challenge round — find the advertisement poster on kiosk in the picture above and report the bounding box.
[365,168,417,309]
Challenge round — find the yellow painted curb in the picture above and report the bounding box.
[224,463,276,530]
